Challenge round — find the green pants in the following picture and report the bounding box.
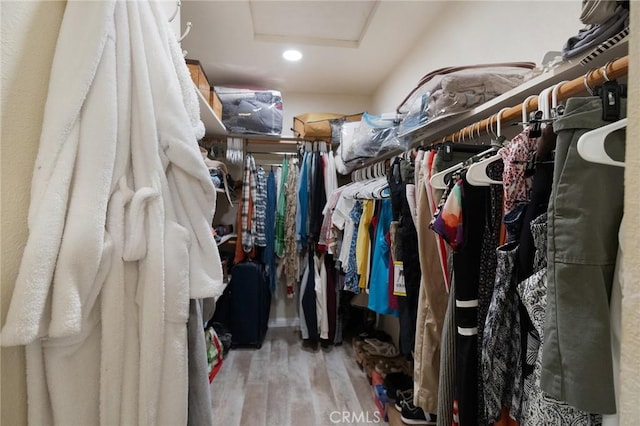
[542,96,626,414]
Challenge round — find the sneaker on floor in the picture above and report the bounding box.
[400,401,436,425]
[394,389,413,412]
[383,372,413,401]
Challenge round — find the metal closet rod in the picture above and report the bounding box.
[435,55,629,145]
[225,133,331,144]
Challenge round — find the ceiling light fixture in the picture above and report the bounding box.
[283,49,302,62]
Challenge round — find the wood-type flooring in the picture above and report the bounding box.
[211,327,381,426]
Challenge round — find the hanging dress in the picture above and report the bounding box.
[518,214,602,425]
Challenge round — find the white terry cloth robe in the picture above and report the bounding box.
[115,1,224,424]
[132,2,224,424]
[1,1,224,425]
[2,2,119,424]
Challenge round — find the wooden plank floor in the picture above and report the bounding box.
[211,327,381,426]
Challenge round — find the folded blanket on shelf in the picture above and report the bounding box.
[440,70,529,94]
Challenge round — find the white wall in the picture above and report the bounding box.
[371,1,584,114]
[621,5,640,422]
[280,91,371,137]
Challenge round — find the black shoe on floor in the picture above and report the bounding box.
[400,401,436,425]
[383,372,413,401]
[393,389,413,412]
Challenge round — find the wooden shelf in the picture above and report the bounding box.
[195,84,227,136]
[216,234,237,247]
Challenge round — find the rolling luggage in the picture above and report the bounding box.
[225,261,271,348]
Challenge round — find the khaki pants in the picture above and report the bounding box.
[413,156,450,413]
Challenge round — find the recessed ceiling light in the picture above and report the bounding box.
[283,49,302,61]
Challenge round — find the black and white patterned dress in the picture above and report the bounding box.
[476,163,504,424]
[518,214,602,425]
[481,241,522,423]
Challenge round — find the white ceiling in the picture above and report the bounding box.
[251,1,378,47]
[181,1,446,95]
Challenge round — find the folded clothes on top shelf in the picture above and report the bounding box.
[396,63,535,135]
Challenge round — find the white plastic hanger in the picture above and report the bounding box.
[369,177,390,199]
[577,118,626,167]
[343,178,364,198]
[486,116,495,139]
[466,147,501,186]
[522,95,538,129]
[496,107,510,138]
[551,80,569,117]
[354,172,386,199]
[538,86,552,125]
[467,109,510,186]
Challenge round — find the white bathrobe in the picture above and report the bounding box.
[1,1,224,425]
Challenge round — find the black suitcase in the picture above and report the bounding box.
[226,261,271,348]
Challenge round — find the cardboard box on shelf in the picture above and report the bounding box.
[293,112,362,141]
[186,59,211,103]
[210,89,223,121]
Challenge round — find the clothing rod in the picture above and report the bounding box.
[226,133,331,144]
[436,55,629,144]
[436,143,489,153]
[244,139,298,145]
